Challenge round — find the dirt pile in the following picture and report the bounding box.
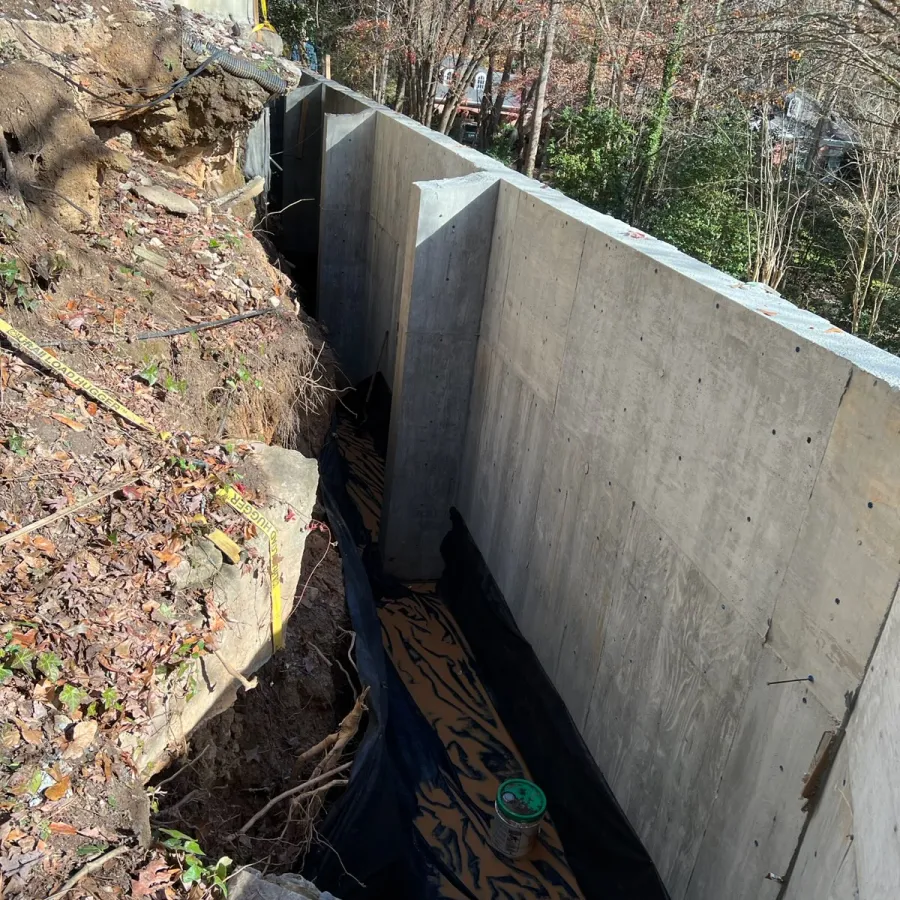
[0,2,353,898]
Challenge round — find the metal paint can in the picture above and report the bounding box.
[489,778,547,859]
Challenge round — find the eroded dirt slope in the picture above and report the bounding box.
[0,2,352,897]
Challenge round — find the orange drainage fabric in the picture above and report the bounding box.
[337,419,584,898]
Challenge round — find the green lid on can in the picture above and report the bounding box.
[496,778,547,823]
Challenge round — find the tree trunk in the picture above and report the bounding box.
[586,35,600,106]
[393,65,407,112]
[632,1,689,217]
[489,35,516,139]
[689,0,723,124]
[524,0,560,178]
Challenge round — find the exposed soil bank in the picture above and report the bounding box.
[152,514,352,874]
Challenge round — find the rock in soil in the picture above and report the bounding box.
[132,183,200,216]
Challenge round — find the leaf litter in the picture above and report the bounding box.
[0,1,342,896]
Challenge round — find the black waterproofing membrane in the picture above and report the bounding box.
[306,379,669,900]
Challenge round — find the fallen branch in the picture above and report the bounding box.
[237,762,353,834]
[46,844,131,900]
[212,176,265,208]
[0,474,146,548]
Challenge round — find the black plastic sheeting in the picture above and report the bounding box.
[305,415,669,900]
[440,510,670,900]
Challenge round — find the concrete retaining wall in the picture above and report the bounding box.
[303,75,900,900]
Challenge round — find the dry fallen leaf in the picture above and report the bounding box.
[16,721,43,746]
[49,412,86,432]
[49,822,78,835]
[30,535,57,555]
[83,553,101,579]
[1,725,21,750]
[63,720,98,759]
[131,857,173,898]
[44,775,71,801]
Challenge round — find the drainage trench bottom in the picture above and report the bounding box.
[335,417,584,898]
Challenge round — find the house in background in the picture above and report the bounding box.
[434,57,520,128]
[764,89,859,174]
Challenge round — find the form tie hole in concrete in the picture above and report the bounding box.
[772,429,776,435]
[716,302,720,309]
[807,436,812,443]
[754,840,759,847]
[796,346,801,352]
[802,697,807,704]
[835,598,840,604]
[868,501,874,508]
[747,516,751,522]
[779,765,784,771]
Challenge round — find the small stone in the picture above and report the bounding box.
[127,9,154,24]
[132,184,199,216]
[249,286,263,301]
[148,237,164,249]
[195,250,218,265]
[100,149,131,173]
[134,245,167,268]
[269,295,281,308]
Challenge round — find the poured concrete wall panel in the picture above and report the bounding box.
[306,77,900,900]
[381,173,500,579]
[317,109,376,381]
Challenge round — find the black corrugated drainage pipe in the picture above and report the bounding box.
[190,40,288,95]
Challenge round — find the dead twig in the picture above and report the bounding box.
[252,197,315,232]
[46,844,131,900]
[0,473,147,548]
[25,181,92,225]
[153,788,206,821]
[136,309,276,341]
[237,763,353,834]
[154,744,211,788]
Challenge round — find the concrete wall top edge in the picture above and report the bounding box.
[305,72,900,391]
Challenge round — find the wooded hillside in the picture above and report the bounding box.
[277,0,900,353]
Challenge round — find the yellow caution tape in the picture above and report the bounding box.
[0,318,155,433]
[216,484,283,651]
[207,528,243,565]
[251,0,277,33]
[0,316,285,654]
